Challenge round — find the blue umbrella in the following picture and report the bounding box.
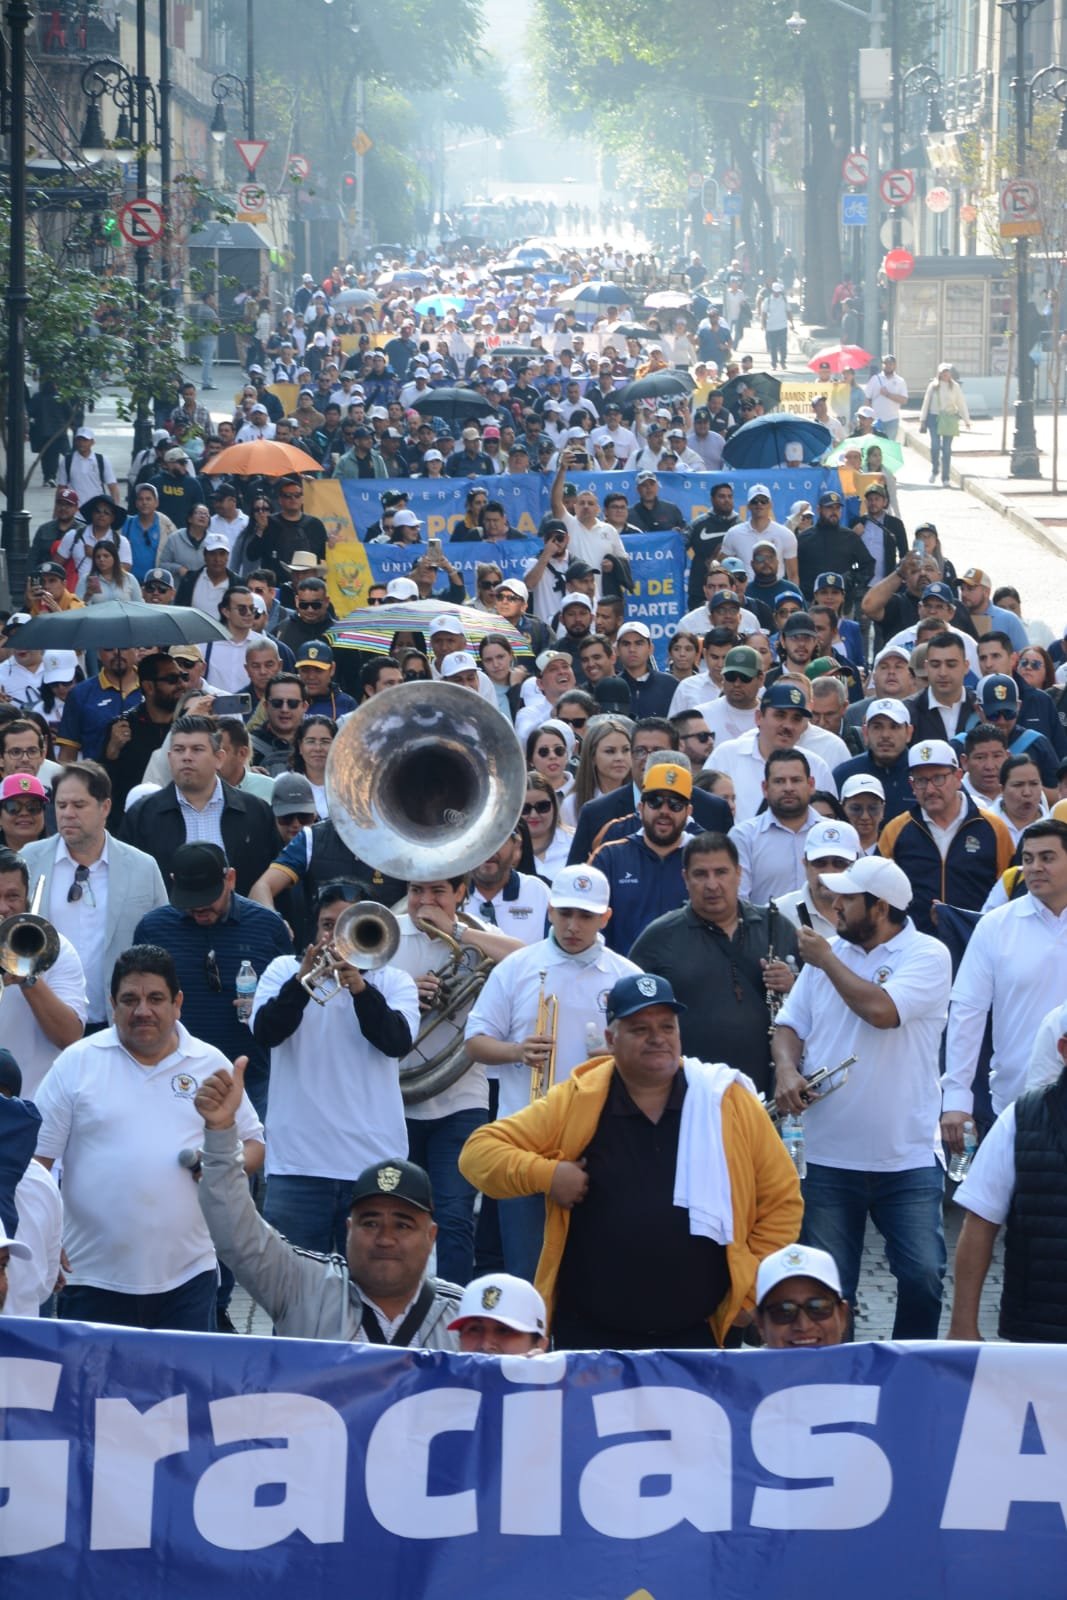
[414,293,466,316]
[556,281,632,307]
[721,414,833,469]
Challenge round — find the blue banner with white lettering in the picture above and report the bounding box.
[2,1321,1064,1597]
[339,467,839,541]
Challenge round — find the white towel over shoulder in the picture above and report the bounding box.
[674,1057,760,1244]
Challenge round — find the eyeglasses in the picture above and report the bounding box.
[559,715,588,729]
[844,800,884,816]
[1,798,44,816]
[644,793,688,813]
[278,490,302,500]
[67,863,94,905]
[536,745,566,759]
[269,697,304,710]
[762,1296,841,1326]
[522,799,554,817]
[1019,657,1044,670]
[205,950,222,993]
[297,598,326,609]
[478,579,498,589]
[911,771,956,790]
[681,730,713,745]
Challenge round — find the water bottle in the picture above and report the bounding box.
[781,1114,807,1179]
[947,1119,977,1183]
[235,960,257,1024]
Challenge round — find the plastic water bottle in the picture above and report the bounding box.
[781,1114,807,1179]
[948,1119,978,1183]
[235,960,257,1024]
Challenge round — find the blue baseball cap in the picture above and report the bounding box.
[720,557,748,576]
[921,581,955,606]
[814,571,845,591]
[762,681,812,716]
[709,590,742,612]
[605,973,687,1024]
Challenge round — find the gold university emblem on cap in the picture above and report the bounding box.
[665,767,677,785]
[574,874,591,891]
[481,1285,502,1310]
[785,1246,806,1268]
[377,1165,401,1193]
[920,744,933,761]
[636,975,658,998]
[789,688,802,705]
[994,683,1008,701]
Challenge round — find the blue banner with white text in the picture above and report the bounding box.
[2,1321,1065,1598]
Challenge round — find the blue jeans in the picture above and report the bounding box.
[880,417,899,441]
[58,1269,218,1332]
[800,1162,946,1339]
[497,1194,547,1283]
[406,1108,487,1285]
[196,335,217,387]
[264,1175,355,1256]
[931,416,955,480]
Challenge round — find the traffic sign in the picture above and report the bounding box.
[842,150,869,187]
[234,138,268,173]
[723,193,742,217]
[687,170,702,195]
[288,154,310,181]
[880,168,915,207]
[117,198,164,246]
[999,178,1041,238]
[880,217,914,249]
[238,182,267,211]
[841,192,869,227]
[721,167,742,194]
[959,202,978,223]
[925,186,951,214]
[884,248,915,282]
[354,130,373,157]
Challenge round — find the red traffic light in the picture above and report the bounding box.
[340,171,357,198]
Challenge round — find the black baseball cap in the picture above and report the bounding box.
[349,1158,434,1213]
[169,843,228,909]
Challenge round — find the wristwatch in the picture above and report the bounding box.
[22,974,37,989]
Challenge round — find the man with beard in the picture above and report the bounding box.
[796,490,874,608]
[591,762,695,954]
[731,749,824,904]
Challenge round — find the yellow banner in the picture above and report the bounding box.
[267,382,298,416]
[303,479,373,617]
[778,379,851,416]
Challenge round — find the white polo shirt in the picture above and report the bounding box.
[720,520,798,580]
[2,932,87,1096]
[562,511,626,573]
[953,1104,1020,1225]
[468,870,550,946]
[34,1023,263,1293]
[774,919,953,1171]
[704,728,833,822]
[466,933,640,1118]
[46,839,109,1024]
[699,695,758,745]
[391,911,492,1122]
[253,959,419,1180]
[775,884,837,939]
[944,895,1067,1115]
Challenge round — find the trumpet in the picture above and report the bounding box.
[761,1056,859,1125]
[0,876,59,1006]
[529,969,558,1102]
[300,902,400,1004]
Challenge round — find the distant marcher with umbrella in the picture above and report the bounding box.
[918,363,971,487]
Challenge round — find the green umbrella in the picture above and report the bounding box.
[827,434,904,474]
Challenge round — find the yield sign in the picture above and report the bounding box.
[234,138,268,173]
[880,168,915,207]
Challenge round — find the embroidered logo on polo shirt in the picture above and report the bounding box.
[510,905,532,919]
[171,1073,196,1098]
[873,966,892,985]
[377,1165,402,1192]
[619,871,639,885]
[481,1285,502,1310]
[964,835,981,853]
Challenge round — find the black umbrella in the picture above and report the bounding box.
[411,387,502,426]
[716,372,782,414]
[492,345,543,362]
[10,600,229,650]
[619,370,694,405]
[613,322,657,340]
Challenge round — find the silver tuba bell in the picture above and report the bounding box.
[324,680,527,881]
[300,901,401,1004]
[0,877,60,1004]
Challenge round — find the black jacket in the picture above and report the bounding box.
[796,521,875,607]
[567,783,732,866]
[120,779,277,896]
[1001,1077,1067,1342]
[905,686,980,745]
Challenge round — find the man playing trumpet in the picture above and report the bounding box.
[771,855,953,1339]
[464,865,641,1281]
[461,972,802,1350]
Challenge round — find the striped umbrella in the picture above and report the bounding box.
[329,598,533,656]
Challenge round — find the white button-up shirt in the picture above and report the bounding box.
[776,919,952,1171]
[704,728,834,823]
[47,835,109,1023]
[944,894,1067,1115]
[732,806,824,904]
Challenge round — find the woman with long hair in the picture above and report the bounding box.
[523,769,574,880]
[918,362,971,486]
[525,720,575,801]
[912,520,959,593]
[290,715,337,817]
[80,539,142,603]
[667,629,702,681]
[560,715,632,827]
[478,632,521,721]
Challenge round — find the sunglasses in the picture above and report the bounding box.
[1,798,44,816]
[644,793,687,812]
[279,490,302,500]
[269,697,304,710]
[205,950,222,993]
[281,811,318,827]
[154,674,184,687]
[522,799,554,816]
[229,604,255,616]
[1018,657,1044,669]
[681,730,713,744]
[143,583,172,594]
[67,863,94,904]
[984,708,1016,720]
[748,495,769,504]
[536,745,566,759]
[722,671,754,683]
[762,1296,841,1326]
[297,598,325,609]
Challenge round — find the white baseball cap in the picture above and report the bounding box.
[384,577,419,601]
[746,482,772,503]
[616,620,652,642]
[804,818,860,862]
[820,855,913,911]
[429,613,465,637]
[840,772,886,803]
[757,1244,842,1306]
[908,738,959,770]
[203,532,231,553]
[42,649,79,685]
[560,592,594,613]
[392,508,422,528]
[440,650,479,678]
[549,863,610,914]
[447,1273,547,1335]
[0,1224,32,1262]
[864,697,910,726]
[422,449,444,463]
[873,643,912,666]
[496,577,528,601]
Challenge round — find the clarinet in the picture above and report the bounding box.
[767,899,781,1038]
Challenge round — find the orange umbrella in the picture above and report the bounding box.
[204,440,322,477]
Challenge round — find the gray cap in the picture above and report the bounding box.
[271,772,316,816]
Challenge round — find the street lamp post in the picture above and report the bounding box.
[1001,0,1044,478]
[1,0,33,602]
[159,0,172,296]
[209,72,250,142]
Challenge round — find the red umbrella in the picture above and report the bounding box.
[807,345,872,374]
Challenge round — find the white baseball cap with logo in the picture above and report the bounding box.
[840,772,886,803]
[549,863,610,914]
[756,1244,843,1306]
[447,1273,547,1334]
[440,650,479,679]
[804,818,860,862]
[429,613,465,637]
[908,738,959,770]
[384,576,419,601]
[864,697,910,726]
[820,855,913,911]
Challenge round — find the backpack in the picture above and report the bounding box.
[63,449,107,493]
